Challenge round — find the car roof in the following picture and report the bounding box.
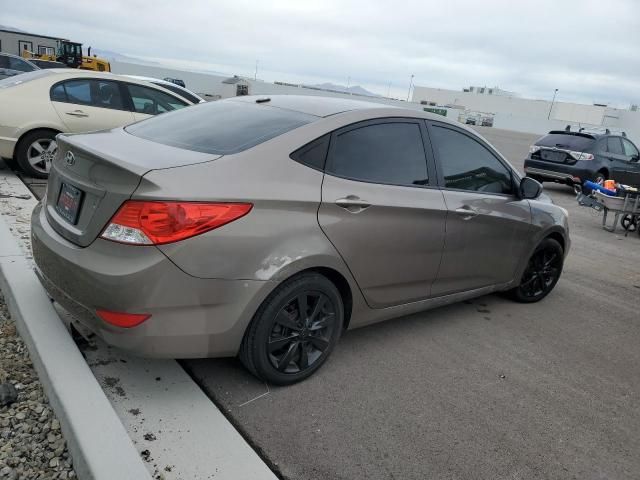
[228,94,455,123]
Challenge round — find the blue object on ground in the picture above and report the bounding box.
[583,180,616,196]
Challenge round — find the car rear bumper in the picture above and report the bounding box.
[524,159,594,184]
[31,202,274,358]
[0,135,17,159]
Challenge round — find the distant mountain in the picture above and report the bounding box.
[311,82,380,97]
[89,49,160,66]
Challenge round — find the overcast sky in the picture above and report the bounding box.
[3,0,639,106]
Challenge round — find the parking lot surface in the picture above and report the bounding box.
[184,127,640,480]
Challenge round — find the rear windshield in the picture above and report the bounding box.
[126,100,316,154]
[0,69,52,89]
[536,133,595,151]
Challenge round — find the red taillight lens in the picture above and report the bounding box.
[96,309,151,328]
[101,201,252,245]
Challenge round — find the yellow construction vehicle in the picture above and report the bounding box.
[22,40,110,72]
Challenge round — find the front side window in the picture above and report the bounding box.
[622,138,639,158]
[52,79,124,110]
[151,82,201,104]
[430,125,514,195]
[327,122,428,186]
[127,84,188,115]
[607,137,624,155]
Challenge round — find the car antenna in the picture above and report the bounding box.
[256,97,271,103]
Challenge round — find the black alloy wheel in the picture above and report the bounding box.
[240,273,343,385]
[510,238,563,303]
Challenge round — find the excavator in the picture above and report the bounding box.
[22,40,110,72]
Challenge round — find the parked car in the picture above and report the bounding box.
[0,52,39,79]
[29,59,70,69]
[123,75,205,104]
[465,117,477,125]
[163,77,186,88]
[31,95,570,385]
[524,127,640,185]
[0,69,198,178]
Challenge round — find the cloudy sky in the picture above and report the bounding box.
[3,0,639,106]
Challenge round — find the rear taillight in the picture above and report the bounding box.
[96,309,151,328]
[570,151,594,161]
[101,201,252,245]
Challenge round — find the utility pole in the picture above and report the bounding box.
[254,60,259,81]
[387,81,392,98]
[347,76,351,94]
[406,74,414,102]
[548,88,558,120]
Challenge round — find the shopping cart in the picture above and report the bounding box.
[576,187,640,235]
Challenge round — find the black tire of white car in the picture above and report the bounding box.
[15,129,58,179]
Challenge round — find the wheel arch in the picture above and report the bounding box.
[13,127,62,160]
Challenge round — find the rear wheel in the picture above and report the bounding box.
[240,273,343,385]
[509,238,563,303]
[15,129,58,178]
[592,171,607,184]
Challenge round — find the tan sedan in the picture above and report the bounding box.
[0,69,195,177]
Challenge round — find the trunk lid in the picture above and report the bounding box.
[45,128,219,247]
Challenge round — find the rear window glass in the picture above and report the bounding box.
[126,100,316,154]
[0,69,51,89]
[536,134,595,151]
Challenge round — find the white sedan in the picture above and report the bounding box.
[0,69,198,177]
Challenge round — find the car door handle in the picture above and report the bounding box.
[335,196,371,212]
[65,110,89,117]
[455,206,478,219]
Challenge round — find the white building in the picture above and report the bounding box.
[412,85,640,141]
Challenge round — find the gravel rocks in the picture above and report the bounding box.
[0,290,76,479]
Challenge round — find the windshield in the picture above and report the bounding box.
[536,133,596,151]
[126,99,315,154]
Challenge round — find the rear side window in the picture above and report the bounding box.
[290,135,330,170]
[430,125,513,195]
[536,134,595,151]
[127,84,188,114]
[50,79,124,110]
[8,57,34,72]
[607,137,624,155]
[326,122,428,186]
[126,100,315,154]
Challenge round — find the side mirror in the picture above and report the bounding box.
[520,176,543,199]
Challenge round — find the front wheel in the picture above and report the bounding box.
[509,238,564,303]
[240,273,343,385]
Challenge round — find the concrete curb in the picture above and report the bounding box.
[0,215,152,480]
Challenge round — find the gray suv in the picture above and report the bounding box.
[31,96,570,385]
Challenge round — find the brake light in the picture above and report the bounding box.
[570,151,594,161]
[101,201,252,245]
[96,309,151,328]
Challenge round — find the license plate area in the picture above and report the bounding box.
[540,150,567,163]
[55,183,83,225]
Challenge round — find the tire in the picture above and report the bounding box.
[527,174,543,184]
[240,272,344,385]
[592,171,607,184]
[15,129,59,178]
[508,238,564,303]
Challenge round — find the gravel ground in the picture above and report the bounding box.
[0,291,76,480]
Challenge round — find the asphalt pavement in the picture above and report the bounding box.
[184,127,640,480]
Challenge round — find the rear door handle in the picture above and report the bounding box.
[335,195,371,212]
[65,110,89,117]
[455,206,478,219]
